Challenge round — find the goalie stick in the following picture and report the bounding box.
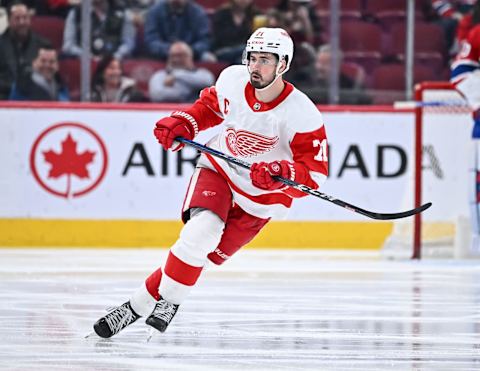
[176,137,432,220]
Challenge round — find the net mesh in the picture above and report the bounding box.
[383,83,473,259]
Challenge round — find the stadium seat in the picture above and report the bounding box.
[316,0,363,20]
[58,58,98,101]
[122,58,166,96]
[364,0,424,31]
[341,61,367,89]
[341,20,382,52]
[366,0,402,12]
[365,0,424,15]
[389,22,447,54]
[30,15,65,51]
[370,63,437,103]
[196,61,229,79]
[387,22,446,73]
[340,20,382,73]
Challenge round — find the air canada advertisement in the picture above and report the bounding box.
[0,105,470,222]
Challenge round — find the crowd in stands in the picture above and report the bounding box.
[0,0,478,104]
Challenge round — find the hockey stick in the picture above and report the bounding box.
[176,137,432,220]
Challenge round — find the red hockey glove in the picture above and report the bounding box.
[153,112,198,151]
[250,161,292,191]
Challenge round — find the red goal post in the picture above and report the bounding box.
[412,82,471,259]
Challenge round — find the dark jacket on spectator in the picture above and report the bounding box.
[144,1,211,60]
[0,28,51,99]
[211,4,258,63]
[9,68,70,101]
[212,5,256,51]
[62,5,135,59]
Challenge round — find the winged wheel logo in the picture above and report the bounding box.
[225,128,279,157]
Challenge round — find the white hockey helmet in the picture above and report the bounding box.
[243,27,294,75]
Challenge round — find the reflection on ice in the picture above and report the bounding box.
[0,249,479,370]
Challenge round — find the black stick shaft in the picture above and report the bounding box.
[177,137,432,220]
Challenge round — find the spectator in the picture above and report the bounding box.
[266,5,316,97]
[277,0,322,45]
[301,44,371,105]
[62,0,135,60]
[91,54,147,102]
[0,1,51,99]
[9,47,69,101]
[148,41,214,102]
[0,0,42,13]
[284,41,316,86]
[263,9,287,29]
[144,0,211,61]
[114,0,156,26]
[211,0,259,64]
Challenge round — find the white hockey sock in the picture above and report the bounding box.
[129,282,157,317]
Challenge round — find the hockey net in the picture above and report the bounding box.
[383,82,473,259]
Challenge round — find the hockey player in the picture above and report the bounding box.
[93,27,329,338]
[451,21,480,253]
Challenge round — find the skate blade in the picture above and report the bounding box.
[146,328,155,342]
[84,331,96,339]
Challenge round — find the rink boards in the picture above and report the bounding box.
[0,102,470,248]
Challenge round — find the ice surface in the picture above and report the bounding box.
[0,248,479,370]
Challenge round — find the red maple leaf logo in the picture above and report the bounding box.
[43,133,96,197]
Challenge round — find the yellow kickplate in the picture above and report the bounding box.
[0,219,392,249]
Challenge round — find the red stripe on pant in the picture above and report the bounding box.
[164,251,203,286]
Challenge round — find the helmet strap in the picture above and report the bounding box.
[248,58,287,92]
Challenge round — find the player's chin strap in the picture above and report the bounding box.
[175,137,432,221]
[247,61,288,92]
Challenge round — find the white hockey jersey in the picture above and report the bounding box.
[178,65,328,220]
[451,24,480,111]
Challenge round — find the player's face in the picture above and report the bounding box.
[248,52,279,89]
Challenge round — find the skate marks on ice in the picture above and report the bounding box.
[0,249,480,370]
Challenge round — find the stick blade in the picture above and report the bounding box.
[367,202,432,220]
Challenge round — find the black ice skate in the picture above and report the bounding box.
[93,301,140,338]
[145,297,179,333]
